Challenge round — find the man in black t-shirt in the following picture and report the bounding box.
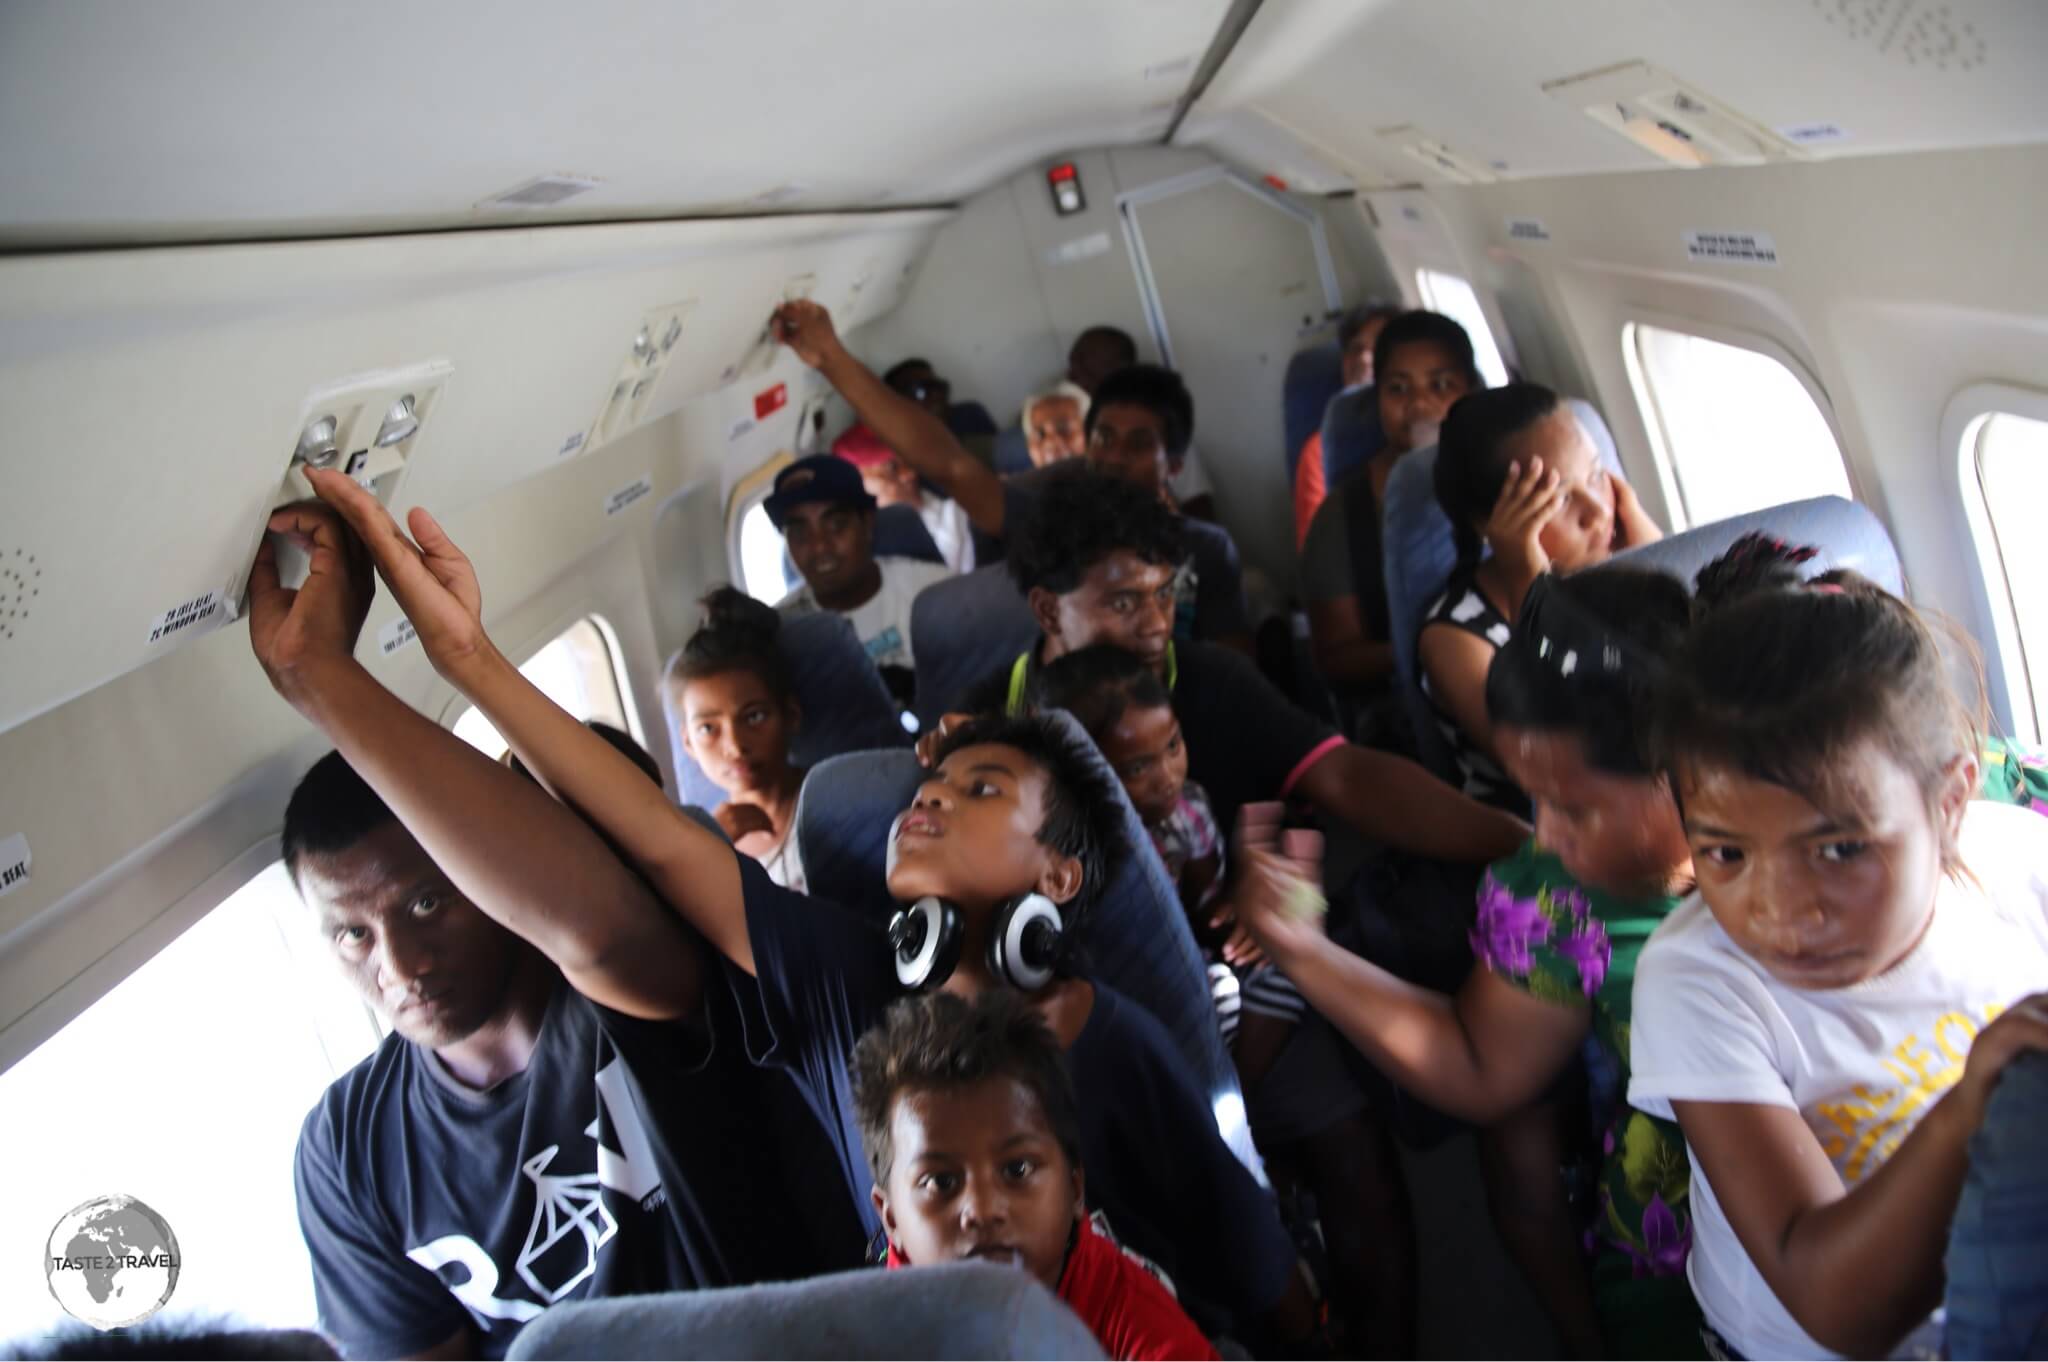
[249,500,857,1360]
[948,470,1529,861]
[769,300,1254,653]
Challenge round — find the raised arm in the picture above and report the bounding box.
[302,468,761,976]
[1673,992,2048,1357]
[1295,744,1528,863]
[250,498,706,1019]
[772,300,1007,537]
[1232,812,1583,1121]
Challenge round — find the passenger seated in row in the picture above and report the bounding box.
[770,300,1253,654]
[1302,309,1480,741]
[833,422,976,573]
[1238,563,1706,1359]
[1065,326,1216,522]
[1420,383,1660,811]
[883,356,998,449]
[1023,380,1091,469]
[248,496,857,1360]
[852,990,1217,1361]
[948,468,1528,865]
[666,588,809,891]
[301,468,1319,1349]
[1629,539,2048,1361]
[1029,644,1413,1356]
[1292,302,1399,548]
[765,452,952,708]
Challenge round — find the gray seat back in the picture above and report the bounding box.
[506,1260,1106,1361]
[1609,494,1902,593]
[909,563,1040,726]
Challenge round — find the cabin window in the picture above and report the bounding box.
[1625,323,1852,529]
[735,498,790,604]
[0,859,382,1334]
[1414,268,1511,389]
[453,616,633,759]
[1967,410,2048,741]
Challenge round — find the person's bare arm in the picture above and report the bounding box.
[251,500,706,1020]
[772,300,1006,537]
[1237,874,1586,1121]
[1610,471,1664,552]
[303,469,760,977]
[1306,593,1395,688]
[1418,623,1502,763]
[1672,992,2048,1357]
[1294,742,1528,863]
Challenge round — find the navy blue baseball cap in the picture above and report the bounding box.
[763,454,877,531]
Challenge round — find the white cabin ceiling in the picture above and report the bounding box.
[0,0,1227,247]
[6,1,2046,250]
[1185,0,2048,188]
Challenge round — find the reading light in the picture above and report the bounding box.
[295,414,339,468]
[373,394,420,448]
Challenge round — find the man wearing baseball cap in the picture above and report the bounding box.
[765,454,952,706]
[832,422,976,574]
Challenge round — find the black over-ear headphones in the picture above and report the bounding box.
[887,893,1067,992]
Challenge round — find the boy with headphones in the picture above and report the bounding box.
[298,467,1318,1349]
[852,989,1218,1361]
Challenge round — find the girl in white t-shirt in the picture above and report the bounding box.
[1628,535,2048,1360]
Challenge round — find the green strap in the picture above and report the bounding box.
[1006,651,1031,716]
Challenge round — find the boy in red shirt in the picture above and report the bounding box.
[852,990,1218,1362]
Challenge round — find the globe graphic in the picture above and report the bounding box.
[44,1195,180,1330]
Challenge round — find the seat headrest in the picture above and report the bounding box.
[1609,494,1902,595]
[662,610,910,811]
[910,564,1040,727]
[992,423,1032,475]
[505,1260,1107,1361]
[1284,344,1345,479]
[1380,398,1621,780]
[1318,386,1383,492]
[793,710,1261,1175]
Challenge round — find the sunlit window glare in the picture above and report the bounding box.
[0,863,381,1336]
[1415,268,1511,389]
[737,500,789,605]
[1973,412,2048,740]
[1628,324,1851,529]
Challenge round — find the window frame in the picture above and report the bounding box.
[1620,312,1855,532]
[1413,266,1513,390]
[440,611,643,751]
[1947,381,2048,745]
[726,452,793,602]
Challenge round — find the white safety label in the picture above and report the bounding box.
[0,833,30,900]
[1779,122,1849,145]
[1044,231,1112,266]
[143,589,229,647]
[604,476,654,518]
[557,430,586,460]
[378,616,418,657]
[1684,229,1780,267]
[1507,217,1551,243]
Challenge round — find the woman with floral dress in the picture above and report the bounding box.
[1239,563,1704,1357]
